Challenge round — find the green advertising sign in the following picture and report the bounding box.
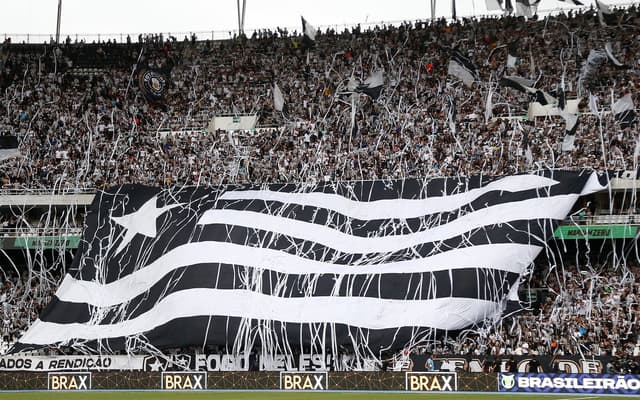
[553,225,638,240]
[12,236,81,249]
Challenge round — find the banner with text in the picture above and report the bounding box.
[498,373,640,394]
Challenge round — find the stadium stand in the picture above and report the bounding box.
[0,5,638,188]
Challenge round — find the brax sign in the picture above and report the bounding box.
[48,372,91,390]
[161,372,206,390]
[280,372,328,390]
[405,372,457,391]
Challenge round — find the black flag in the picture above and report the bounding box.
[612,94,637,129]
[301,16,316,49]
[500,75,536,94]
[448,50,479,87]
[596,0,617,26]
[137,67,168,104]
[0,135,20,161]
[356,70,384,100]
[557,0,583,5]
[507,41,519,69]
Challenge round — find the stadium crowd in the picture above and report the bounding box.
[0,4,639,189]
[1,2,640,369]
[419,261,640,360]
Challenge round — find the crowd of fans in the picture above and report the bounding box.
[416,261,640,361]
[0,270,57,354]
[1,3,640,369]
[0,4,639,189]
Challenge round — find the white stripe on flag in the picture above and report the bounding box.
[20,291,502,345]
[56,243,540,307]
[199,195,579,254]
[219,174,559,220]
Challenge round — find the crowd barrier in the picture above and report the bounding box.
[1,371,639,394]
[4,353,633,373]
[0,371,493,391]
[1,352,638,393]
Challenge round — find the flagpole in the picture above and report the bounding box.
[55,0,62,44]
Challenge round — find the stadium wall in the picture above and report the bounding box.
[0,371,492,391]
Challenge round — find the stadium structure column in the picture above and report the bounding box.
[431,0,437,21]
[236,0,246,36]
[56,0,62,44]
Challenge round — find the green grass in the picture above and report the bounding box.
[0,392,639,400]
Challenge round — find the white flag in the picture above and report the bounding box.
[273,82,285,112]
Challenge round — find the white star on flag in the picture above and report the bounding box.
[148,358,164,372]
[110,196,183,255]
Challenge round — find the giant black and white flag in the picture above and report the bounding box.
[13,173,606,361]
[448,50,479,87]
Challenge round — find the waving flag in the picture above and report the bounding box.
[557,0,583,5]
[301,16,316,49]
[273,82,285,112]
[0,135,20,161]
[13,173,605,359]
[612,94,637,129]
[500,75,536,93]
[578,49,608,92]
[137,67,169,104]
[448,50,479,87]
[515,0,540,17]
[596,0,617,26]
[507,41,519,69]
[356,70,384,99]
[604,42,625,67]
